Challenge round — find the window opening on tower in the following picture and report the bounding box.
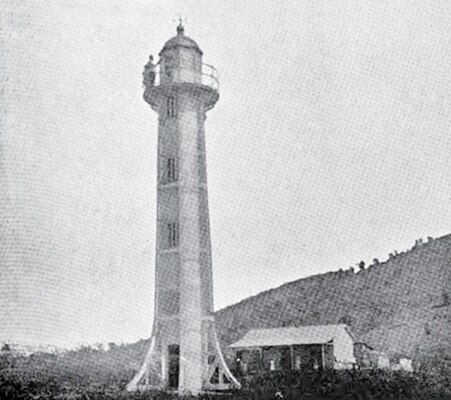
[167,158,177,183]
[167,96,176,118]
[168,222,179,248]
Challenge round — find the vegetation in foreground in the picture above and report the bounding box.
[1,346,450,400]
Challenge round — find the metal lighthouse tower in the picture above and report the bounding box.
[127,23,240,394]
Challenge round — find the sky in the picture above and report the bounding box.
[1,0,451,348]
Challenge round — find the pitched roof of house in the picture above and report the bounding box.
[229,324,355,348]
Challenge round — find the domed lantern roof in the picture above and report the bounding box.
[159,22,203,55]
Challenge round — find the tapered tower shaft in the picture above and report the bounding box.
[127,23,239,394]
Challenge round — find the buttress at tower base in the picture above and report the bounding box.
[126,321,240,393]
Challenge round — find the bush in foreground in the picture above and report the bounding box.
[1,363,450,399]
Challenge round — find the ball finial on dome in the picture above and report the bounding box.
[177,19,184,35]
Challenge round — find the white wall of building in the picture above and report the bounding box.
[333,328,356,368]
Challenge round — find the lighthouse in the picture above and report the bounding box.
[127,23,240,394]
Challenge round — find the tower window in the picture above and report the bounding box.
[167,96,176,118]
[167,158,177,183]
[168,344,180,355]
[168,222,179,248]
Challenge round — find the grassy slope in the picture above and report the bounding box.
[215,234,451,363]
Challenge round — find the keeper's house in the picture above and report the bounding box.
[229,324,356,375]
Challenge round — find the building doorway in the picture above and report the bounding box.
[168,344,180,388]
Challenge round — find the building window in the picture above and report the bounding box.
[168,222,179,248]
[167,158,177,183]
[167,96,176,118]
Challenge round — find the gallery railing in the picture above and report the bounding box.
[146,63,219,92]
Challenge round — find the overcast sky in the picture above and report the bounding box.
[1,0,451,348]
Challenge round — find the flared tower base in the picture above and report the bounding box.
[126,322,240,394]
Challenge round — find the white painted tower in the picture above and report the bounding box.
[127,23,240,394]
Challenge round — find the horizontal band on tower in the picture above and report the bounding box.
[158,248,210,255]
[158,184,208,190]
[156,315,215,322]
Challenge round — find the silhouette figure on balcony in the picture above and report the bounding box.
[143,55,156,89]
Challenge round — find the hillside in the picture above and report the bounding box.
[215,234,451,365]
[101,233,450,371]
[2,234,449,383]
